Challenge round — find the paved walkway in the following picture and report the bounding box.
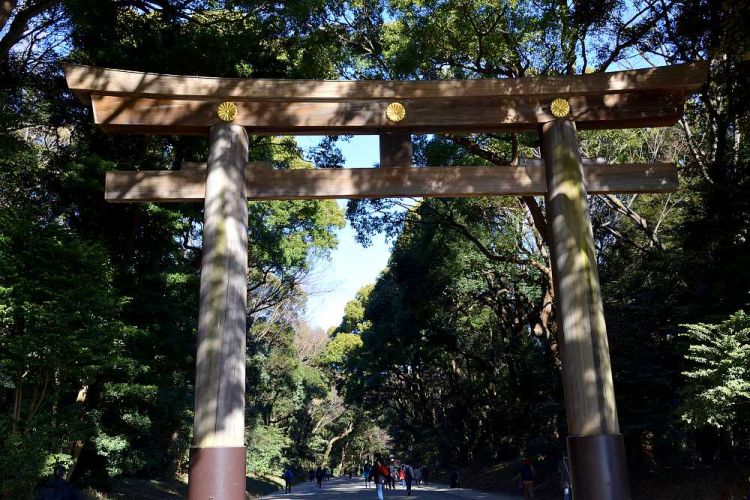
[262,477,520,499]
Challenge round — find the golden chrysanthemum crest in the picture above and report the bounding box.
[217,101,238,122]
[550,98,571,118]
[385,102,406,122]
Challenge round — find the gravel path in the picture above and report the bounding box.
[261,476,521,499]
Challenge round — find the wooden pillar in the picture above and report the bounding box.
[379,132,413,167]
[188,123,249,500]
[542,119,631,500]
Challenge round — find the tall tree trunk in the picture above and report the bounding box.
[322,422,354,465]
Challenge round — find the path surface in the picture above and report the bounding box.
[262,477,520,499]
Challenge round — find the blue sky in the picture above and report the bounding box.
[295,135,391,331]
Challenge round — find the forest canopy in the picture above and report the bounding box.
[0,0,749,498]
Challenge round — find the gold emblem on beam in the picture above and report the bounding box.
[550,98,571,118]
[217,101,238,122]
[385,102,406,122]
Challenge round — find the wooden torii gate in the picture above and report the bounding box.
[65,61,706,500]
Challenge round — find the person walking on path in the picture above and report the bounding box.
[369,455,390,500]
[35,465,83,500]
[363,464,372,489]
[404,463,414,496]
[421,465,430,485]
[519,458,535,499]
[282,468,293,493]
[315,466,324,488]
[449,469,461,488]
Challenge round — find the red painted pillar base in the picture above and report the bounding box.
[188,446,246,499]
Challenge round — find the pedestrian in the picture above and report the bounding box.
[422,465,430,485]
[519,458,535,499]
[368,455,390,500]
[399,467,405,486]
[363,463,372,488]
[390,464,397,489]
[282,468,294,493]
[315,466,324,488]
[35,465,83,500]
[414,466,422,485]
[449,468,460,488]
[405,463,414,496]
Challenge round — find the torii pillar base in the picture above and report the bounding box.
[568,434,630,500]
[189,447,246,499]
[188,123,249,500]
[543,119,631,500]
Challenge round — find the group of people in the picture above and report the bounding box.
[361,457,429,498]
[307,466,333,488]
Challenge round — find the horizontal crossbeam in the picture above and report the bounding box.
[65,63,707,135]
[87,92,685,135]
[104,162,678,203]
[66,63,705,102]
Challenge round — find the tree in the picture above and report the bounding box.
[0,207,125,494]
[681,311,750,431]
[0,0,353,492]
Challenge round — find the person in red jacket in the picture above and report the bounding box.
[368,455,390,500]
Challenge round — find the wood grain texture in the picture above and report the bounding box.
[543,119,620,437]
[89,92,686,135]
[65,61,706,101]
[193,124,248,449]
[64,62,707,135]
[181,160,270,171]
[104,162,677,202]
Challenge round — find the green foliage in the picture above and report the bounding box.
[247,424,290,477]
[339,198,560,464]
[0,1,352,493]
[681,311,750,429]
[335,284,374,335]
[0,0,748,494]
[319,333,364,368]
[94,433,133,476]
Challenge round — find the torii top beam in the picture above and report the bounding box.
[64,62,707,136]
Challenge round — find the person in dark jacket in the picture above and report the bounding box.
[449,469,461,488]
[35,465,83,500]
[404,463,414,496]
[520,458,535,499]
[363,463,372,488]
[315,466,324,488]
[282,468,294,493]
